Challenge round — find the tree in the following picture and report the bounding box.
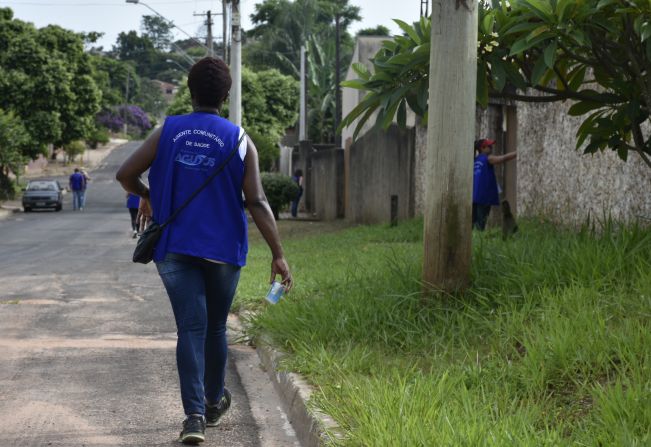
[306,35,338,142]
[0,109,30,199]
[343,1,651,170]
[97,105,152,137]
[0,9,101,152]
[89,55,138,109]
[141,15,173,50]
[422,0,477,291]
[244,0,359,143]
[167,67,298,146]
[132,79,168,118]
[356,25,391,36]
[476,0,651,168]
[338,7,477,291]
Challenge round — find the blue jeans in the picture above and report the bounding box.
[72,190,85,210]
[156,253,241,416]
[291,189,303,217]
[472,203,491,231]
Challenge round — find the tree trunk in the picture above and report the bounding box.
[422,0,478,293]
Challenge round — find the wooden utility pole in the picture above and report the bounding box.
[420,0,429,17]
[194,10,218,57]
[422,0,478,292]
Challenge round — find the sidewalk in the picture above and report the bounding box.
[23,138,128,180]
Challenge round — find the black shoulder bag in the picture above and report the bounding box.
[133,132,246,264]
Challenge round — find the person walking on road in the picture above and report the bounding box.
[80,168,91,209]
[116,57,293,445]
[472,138,517,230]
[69,168,86,211]
[126,193,140,238]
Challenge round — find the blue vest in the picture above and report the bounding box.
[69,172,85,191]
[473,153,499,206]
[148,112,247,265]
[126,193,140,209]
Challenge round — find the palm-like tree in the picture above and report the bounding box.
[244,0,360,143]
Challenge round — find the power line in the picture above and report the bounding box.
[2,0,213,5]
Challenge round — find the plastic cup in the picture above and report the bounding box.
[265,281,285,304]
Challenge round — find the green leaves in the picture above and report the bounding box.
[477,0,651,165]
[340,18,431,139]
[0,14,100,151]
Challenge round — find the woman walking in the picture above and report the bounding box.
[116,57,292,444]
[126,192,140,238]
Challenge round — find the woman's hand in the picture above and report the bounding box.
[271,257,293,292]
[137,198,153,233]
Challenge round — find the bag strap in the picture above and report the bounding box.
[160,131,247,229]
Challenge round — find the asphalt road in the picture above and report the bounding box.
[0,143,300,447]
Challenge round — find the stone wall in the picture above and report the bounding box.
[516,100,651,225]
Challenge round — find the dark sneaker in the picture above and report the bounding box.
[179,415,205,444]
[205,388,231,427]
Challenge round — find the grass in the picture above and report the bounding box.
[236,218,651,446]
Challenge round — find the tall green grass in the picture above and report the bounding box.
[237,219,651,446]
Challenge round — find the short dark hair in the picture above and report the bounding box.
[187,57,232,109]
[293,168,303,177]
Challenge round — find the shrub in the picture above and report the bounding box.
[248,130,280,171]
[260,172,300,220]
[87,126,109,149]
[64,140,86,163]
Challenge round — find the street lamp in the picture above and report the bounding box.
[125,0,210,54]
[166,59,189,71]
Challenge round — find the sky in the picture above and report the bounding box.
[4,0,423,51]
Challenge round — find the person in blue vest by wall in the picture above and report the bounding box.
[116,57,293,445]
[126,193,140,238]
[472,138,517,231]
[290,168,303,218]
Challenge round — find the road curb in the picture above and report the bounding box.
[255,340,343,447]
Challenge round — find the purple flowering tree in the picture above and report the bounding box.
[96,105,152,136]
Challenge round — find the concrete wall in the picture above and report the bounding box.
[311,148,344,220]
[342,37,387,150]
[347,124,416,224]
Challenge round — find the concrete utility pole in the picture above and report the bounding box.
[222,0,229,62]
[422,0,478,292]
[123,71,130,136]
[334,13,342,147]
[229,0,242,125]
[299,45,307,141]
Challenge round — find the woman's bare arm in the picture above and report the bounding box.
[116,127,162,231]
[488,151,517,165]
[115,127,162,198]
[242,136,293,290]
